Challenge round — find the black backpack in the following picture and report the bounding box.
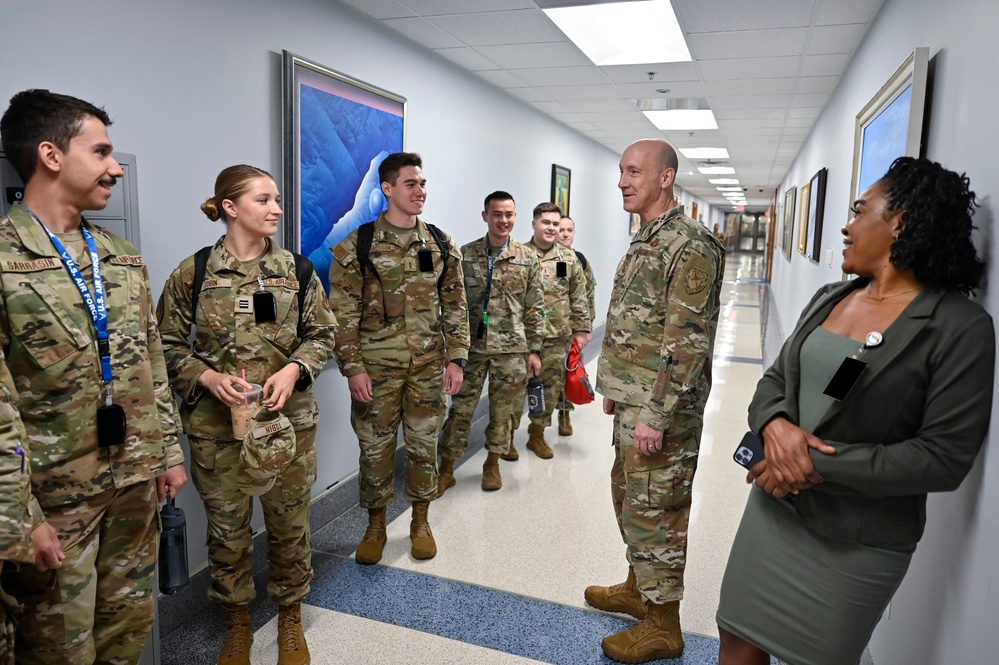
[190,246,315,335]
[354,220,449,292]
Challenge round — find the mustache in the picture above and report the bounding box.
[99,177,118,187]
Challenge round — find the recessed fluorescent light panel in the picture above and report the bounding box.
[680,148,730,160]
[697,166,736,175]
[543,1,692,66]
[645,109,718,130]
[716,186,743,192]
[709,178,740,185]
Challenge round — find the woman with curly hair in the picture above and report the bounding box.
[716,157,995,665]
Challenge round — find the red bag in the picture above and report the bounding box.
[564,339,595,405]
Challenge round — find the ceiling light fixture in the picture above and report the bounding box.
[680,148,730,160]
[697,166,736,175]
[709,178,740,185]
[543,0,692,66]
[716,186,743,192]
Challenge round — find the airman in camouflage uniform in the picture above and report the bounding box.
[555,215,597,436]
[589,139,724,664]
[157,165,336,665]
[329,153,469,564]
[509,202,590,460]
[0,89,187,665]
[438,192,544,492]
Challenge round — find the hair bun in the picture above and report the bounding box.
[201,197,221,221]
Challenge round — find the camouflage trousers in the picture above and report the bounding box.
[351,362,445,508]
[440,352,528,458]
[189,427,317,607]
[610,403,699,604]
[0,584,18,665]
[0,479,158,665]
[512,336,570,430]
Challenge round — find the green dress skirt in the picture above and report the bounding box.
[716,327,913,665]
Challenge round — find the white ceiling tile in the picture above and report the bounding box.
[530,100,573,114]
[476,69,530,88]
[578,111,652,124]
[784,117,817,127]
[714,108,787,120]
[615,81,709,99]
[814,0,887,26]
[688,28,808,60]
[789,92,830,107]
[601,62,700,84]
[383,17,464,48]
[710,94,791,110]
[338,0,415,20]
[560,98,638,113]
[505,87,555,103]
[434,47,502,71]
[705,78,796,96]
[475,42,591,68]
[540,84,627,101]
[800,53,851,76]
[402,0,537,15]
[511,66,611,87]
[786,107,821,119]
[718,118,785,128]
[428,9,567,46]
[806,23,868,55]
[676,0,814,33]
[697,56,801,80]
[794,75,839,94]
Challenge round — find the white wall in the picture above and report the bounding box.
[0,0,628,571]
[768,0,999,662]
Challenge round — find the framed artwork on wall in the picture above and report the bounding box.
[849,47,929,216]
[551,164,571,216]
[281,50,406,294]
[807,168,828,263]
[782,186,796,260]
[797,182,810,256]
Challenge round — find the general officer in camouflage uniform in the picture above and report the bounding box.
[588,139,724,664]
[329,152,469,565]
[508,202,590,460]
[158,165,336,665]
[438,191,544,493]
[555,215,597,436]
[0,89,187,665]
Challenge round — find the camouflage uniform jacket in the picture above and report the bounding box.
[462,236,545,356]
[329,213,469,376]
[157,237,337,440]
[527,239,590,340]
[574,249,597,330]
[0,204,183,522]
[596,205,725,435]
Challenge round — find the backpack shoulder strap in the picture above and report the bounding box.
[573,249,588,271]
[425,222,449,292]
[292,252,315,336]
[356,221,376,279]
[191,245,214,321]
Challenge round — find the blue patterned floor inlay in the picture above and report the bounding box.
[308,563,726,664]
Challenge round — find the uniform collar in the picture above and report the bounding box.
[528,237,563,260]
[8,202,113,262]
[634,204,685,243]
[211,235,281,276]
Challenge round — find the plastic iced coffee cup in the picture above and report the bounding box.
[231,383,262,440]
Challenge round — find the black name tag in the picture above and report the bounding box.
[556,261,567,277]
[823,357,868,401]
[418,249,434,272]
[253,290,277,323]
[97,403,127,448]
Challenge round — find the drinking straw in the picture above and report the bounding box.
[241,369,248,405]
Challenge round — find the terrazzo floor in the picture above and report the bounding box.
[162,253,776,664]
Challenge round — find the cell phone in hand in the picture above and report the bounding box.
[733,431,765,469]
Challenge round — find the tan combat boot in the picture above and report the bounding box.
[558,409,573,436]
[355,507,387,565]
[526,423,553,459]
[481,452,502,491]
[410,501,437,559]
[277,602,310,665]
[437,457,456,497]
[600,600,684,664]
[217,604,252,665]
[584,567,647,620]
[500,431,519,461]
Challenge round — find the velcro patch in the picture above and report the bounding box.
[671,253,715,312]
[202,278,232,290]
[261,277,299,289]
[109,255,145,266]
[331,244,352,264]
[3,257,60,272]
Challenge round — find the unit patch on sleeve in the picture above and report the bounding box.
[671,252,714,312]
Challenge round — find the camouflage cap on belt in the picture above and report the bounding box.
[237,406,296,496]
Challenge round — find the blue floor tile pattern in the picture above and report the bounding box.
[307,562,760,665]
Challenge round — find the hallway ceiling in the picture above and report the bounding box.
[336,0,886,212]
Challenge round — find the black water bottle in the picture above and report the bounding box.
[527,376,545,416]
[159,493,189,595]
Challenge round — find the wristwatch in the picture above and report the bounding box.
[449,358,467,368]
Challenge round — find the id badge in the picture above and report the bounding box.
[823,357,868,401]
[556,261,567,278]
[418,249,434,272]
[253,290,277,323]
[97,403,127,448]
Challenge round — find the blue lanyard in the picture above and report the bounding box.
[37,219,113,385]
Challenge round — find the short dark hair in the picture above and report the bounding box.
[533,201,561,221]
[378,152,422,185]
[882,156,985,295]
[484,190,515,212]
[1,89,112,183]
